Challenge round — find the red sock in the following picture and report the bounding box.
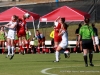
[2,48,4,54]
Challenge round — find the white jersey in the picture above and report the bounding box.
[59,30,68,49]
[61,30,68,44]
[7,21,17,39]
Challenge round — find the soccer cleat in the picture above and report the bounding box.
[6,55,9,58]
[10,55,14,60]
[85,64,88,67]
[53,60,59,62]
[90,63,94,67]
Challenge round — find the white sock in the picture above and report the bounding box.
[11,46,14,55]
[55,51,59,61]
[7,46,11,55]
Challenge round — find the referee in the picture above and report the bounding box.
[78,18,95,67]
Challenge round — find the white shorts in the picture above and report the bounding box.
[7,30,15,39]
[94,36,99,45]
[59,42,68,49]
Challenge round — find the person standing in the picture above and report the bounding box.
[50,30,54,46]
[54,23,68,62]
[91,23,100,52]
[75,24,82,53]
[0,26,7,54]
[25,28,32,53]
[3,15,18,60]
[78,18,95,67]
[17,13,30,55]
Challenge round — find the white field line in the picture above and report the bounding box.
[41,66,100,75]
[41,68,57,75]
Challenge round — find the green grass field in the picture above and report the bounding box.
[0,53,100,75]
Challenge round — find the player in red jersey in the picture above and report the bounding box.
[54,17,65,49]
[17,13,30,54]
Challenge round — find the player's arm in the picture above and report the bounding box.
[58,30,64,36]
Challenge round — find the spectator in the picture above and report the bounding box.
[91,23,100,52]
[50,30,54,46]
[75,23,82,53]
[0,26,7,54]
[78,18,95,67]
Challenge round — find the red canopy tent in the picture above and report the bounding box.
[0,6,40,35]
[39,6,90,22]
[0,6,40,22]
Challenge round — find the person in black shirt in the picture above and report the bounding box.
[91,23,100,52]
[75,24,82,52]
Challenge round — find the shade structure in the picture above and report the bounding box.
[0,6,40,22]
[40,6,90,22]
[0,6,40,36]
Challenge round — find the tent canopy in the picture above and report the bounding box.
[40,6,90,22]
[0,7,40,22]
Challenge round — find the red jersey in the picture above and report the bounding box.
[54,22,62,42]
[17,18,26,37]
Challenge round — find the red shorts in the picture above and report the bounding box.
[17,30,26,37]
[14,40,19,44]
[54,33,61,42]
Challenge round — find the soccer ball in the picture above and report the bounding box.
[64,50,70,58]
[24,13,30,18]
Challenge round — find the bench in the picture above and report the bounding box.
[30,40,76,48]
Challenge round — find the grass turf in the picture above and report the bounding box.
[0,53,100,75]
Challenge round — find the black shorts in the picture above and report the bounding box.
[82,39,93,50]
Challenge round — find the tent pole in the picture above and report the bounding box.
[32,19,36,37]
[37,21,40,29]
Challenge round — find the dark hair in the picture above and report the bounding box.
[63,23,68,30]
[91,23,95,27]
[78,23,82,28]
[84,18,90,24]
[13,15,18,20]
[61,17,65,23]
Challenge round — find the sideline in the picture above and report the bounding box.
[41,66,100,75]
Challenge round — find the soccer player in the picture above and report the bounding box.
[25,28,32,53]
[35,30,45,53]
[54,23,68,62]
[17,13,30,55]
[78,18,95,67]
[3,15,18,60]
[0,26,7,54]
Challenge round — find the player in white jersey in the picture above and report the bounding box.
[54,23,68,62]
[3,15,18,60]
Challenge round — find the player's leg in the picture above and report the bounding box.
[83,49,88,67]
[1,41,5,54]
[54,46,62,62]
[6,38,11,57]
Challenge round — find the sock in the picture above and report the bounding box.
[37,47,40,53]
[26,44,29,49]
[2,48,4,54]
[89,53,93,64]
[83,55,87,64]
[55,51,59,61]
[7,46,11,55]
[11,46,14,55]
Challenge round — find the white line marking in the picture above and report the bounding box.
[41,66,100,75]
[41,68,57,75]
